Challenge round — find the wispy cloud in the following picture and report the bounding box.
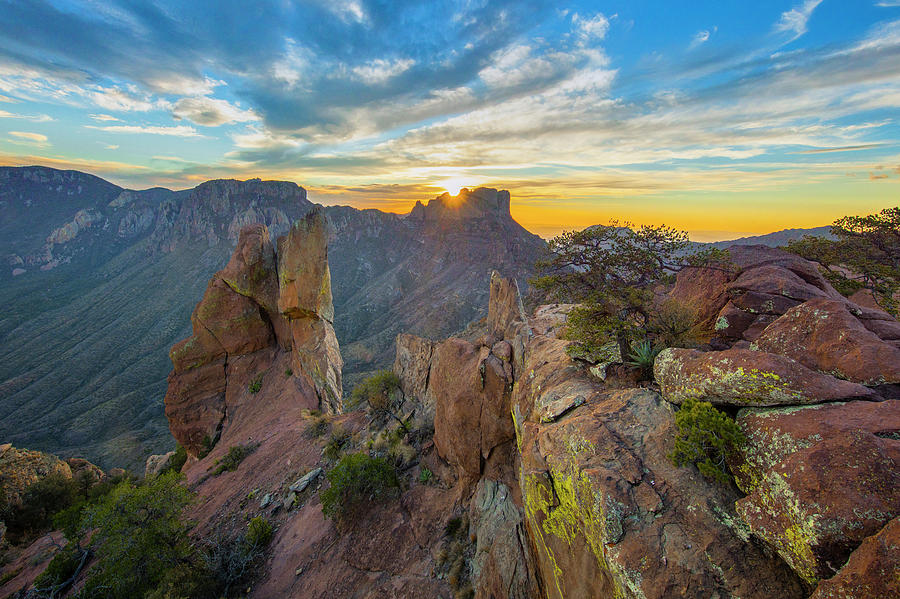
[0,109,53,122]
[9,131,47,142]
[876,1,900,6]
[775,0,824,41]
[85,124,200,137]
[690,26,717,49]
[796,143,884,153]
[171,96,258,126]
[90,114,122,122]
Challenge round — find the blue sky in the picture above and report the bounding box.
[1,0,899,239]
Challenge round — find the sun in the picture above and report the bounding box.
[438,177,479,196]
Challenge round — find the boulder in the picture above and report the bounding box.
[654,348,876,406]
[732,400,900,494]
[727,264,829,303]
[0,446,72,506]
[669,265,735,331]
[513,321,805,599]
[144,451,176,478]
[809,516,900,599]
[66,457,105,485]
[736,431,900,584]
[753,298,900,385]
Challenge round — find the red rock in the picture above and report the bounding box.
[431,338,516,486]
[220,223,291,348]
[810,516,900,599]
[513,318,805,599]
[736,431,900,584]
[753,298,900,385]
[289,317,343,413]
[487,270,527,340]
[727,264,830,303]
[654,348,876,406]
[732,400,900,494]
[669,265,735,331]
[193,277,275,357]
[164,362,226,456]
[277,207,333,322]
[713,301,758,341]
[0,445,72,506]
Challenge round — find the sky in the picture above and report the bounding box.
[0,1,899,240]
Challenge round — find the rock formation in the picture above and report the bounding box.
[165,211,342,457]
[0,444,72,506]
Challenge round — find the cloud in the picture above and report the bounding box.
[876,1,900,6]
[171,96,258,126]
[775,0,824,40]
[796,143,884,153]
[104,144,119,150]
[572,12,611,42]
[351,58,415,84]
[0,94,15,103]
[90,114,123,122]
[870,172,890,179]
[0,109,53,122]
[85,124,200,137]
[690,27,717,49]
[9,131,47,142]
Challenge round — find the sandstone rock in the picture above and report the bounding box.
[194,277,275,357]
[487,271,527,340]
[277,208,342,411]
[753,298,900,385]
[431,338,515,486]
[669,265,735,331]
[0,446,72,506]
[729,400,900,585]
[467,479,541,599]
[654,348,876,406]
[513,323,804,599]
[392,333,435,406]
[164,362,227,456]
[144,451,176,478]
[810,516,900,599]
[277,207,333,322]
[736,431,900,584]
[727,264,830,303]
[713,301,758,341]
[220,224,291,348]
[732,400,900,493]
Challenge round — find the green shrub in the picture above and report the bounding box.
[350,370,401,410]
[246,516,273,548]
[212,444,257,476]
[668,397,745,484]
[5,473,78,539]
[77,472,194,599]
[31,542,87,595]
[248,373,264,394]
[323,425,351,461]
[321,453,399,522]
[285,368,293,377]
[198,434,215,459]
[161,444,188,475]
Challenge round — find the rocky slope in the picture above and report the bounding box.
[6,231,898,598]
[0,167,543,469]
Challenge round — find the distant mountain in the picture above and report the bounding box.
[708,226,834,249]
[0,167,543,469]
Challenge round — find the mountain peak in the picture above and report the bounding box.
[409,187,512,222]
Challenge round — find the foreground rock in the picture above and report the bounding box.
[654,347,876,406]
[513,329,804,598]
[733,400,900,584]
[810,517,900,599]
[752,298,900,385]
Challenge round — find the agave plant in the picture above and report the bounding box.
[626,340,663,378]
